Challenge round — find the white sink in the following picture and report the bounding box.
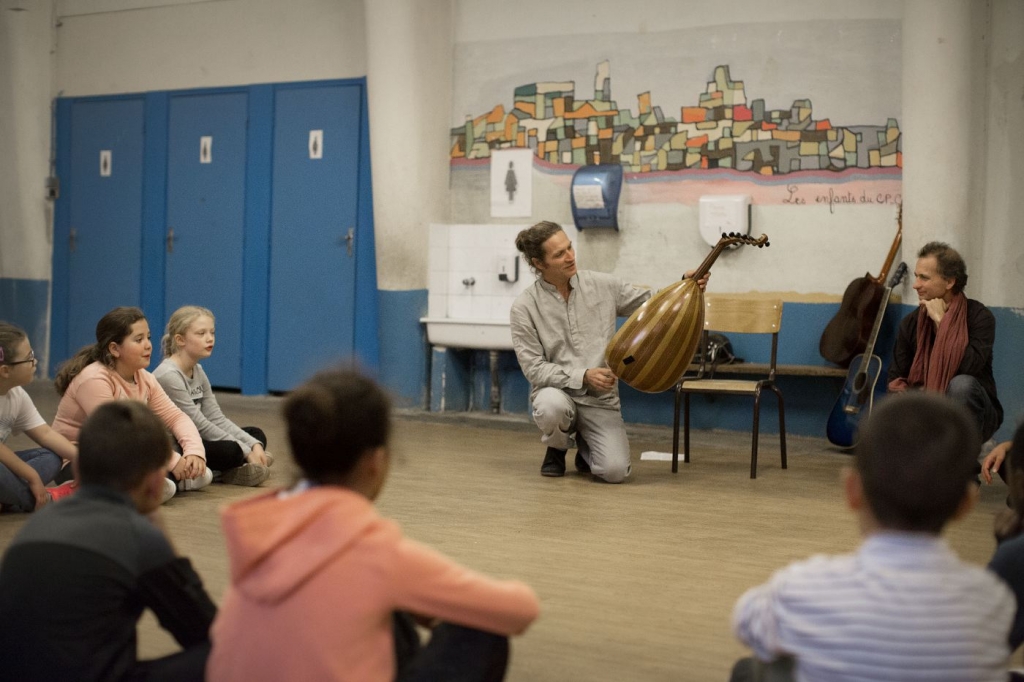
[420,317,514,351]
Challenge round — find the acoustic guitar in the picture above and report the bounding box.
[605,232,769,394]
[819,204,903,368]
[826,261,908,449]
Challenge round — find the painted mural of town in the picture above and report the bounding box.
[450,62,901,179]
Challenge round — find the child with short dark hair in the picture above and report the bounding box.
[731,392,1013,682]
[0,401,216,682]
[207,368,540,682]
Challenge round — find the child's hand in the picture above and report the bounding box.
[29,477,50,510]
[185,455,205,479]
[247,443,269,467]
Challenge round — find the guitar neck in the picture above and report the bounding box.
[872,226,902,285]
[857,286,892,369]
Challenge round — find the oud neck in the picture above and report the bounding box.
[692,241,730,281]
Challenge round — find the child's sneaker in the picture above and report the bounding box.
[176,467,214,492]
[219,463,271,487]
[46,481,78,503]
[161,478,177,504]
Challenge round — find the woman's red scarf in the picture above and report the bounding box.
[889,292,969,393]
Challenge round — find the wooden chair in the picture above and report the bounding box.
[671,296,786,479]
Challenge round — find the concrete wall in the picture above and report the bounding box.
[0,0,56,359]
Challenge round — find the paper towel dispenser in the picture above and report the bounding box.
[570,164,623,230]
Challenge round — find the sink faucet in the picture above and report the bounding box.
[462,277,476,286]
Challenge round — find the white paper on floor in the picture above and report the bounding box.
[640,451,680,461]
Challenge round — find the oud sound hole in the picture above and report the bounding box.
[623,356,635,365]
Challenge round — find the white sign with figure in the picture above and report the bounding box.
[490,148,533,218]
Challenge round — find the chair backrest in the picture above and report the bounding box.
[703,296,783,335]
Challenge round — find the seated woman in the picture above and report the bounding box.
[207,369,540,682]
[53,307,209,503]
[154,306,271,487]
[0,322,78,510]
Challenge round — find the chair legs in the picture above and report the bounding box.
[770,384,787,469]
[683,393,691,465]
[751,388,761,479]
[672,384,786,479]
[672,385,682,473]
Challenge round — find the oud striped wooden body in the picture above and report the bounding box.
[605,279,704,393]
[604,232,770,394]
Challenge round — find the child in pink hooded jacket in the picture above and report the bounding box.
[208,369,540,682]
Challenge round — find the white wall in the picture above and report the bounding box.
[55,0,366,95]
[977,0,1024,310]
[0,0,55,281]
[365,0,453,292]
[454,0,902,40]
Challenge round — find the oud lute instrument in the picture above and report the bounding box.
[605,232,770,393]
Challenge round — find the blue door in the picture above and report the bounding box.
[66,99,145,355]
[267,84,362,391]
[165,92,248,387]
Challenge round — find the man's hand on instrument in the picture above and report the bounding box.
[584,368,616,392]
[685,269,710,292]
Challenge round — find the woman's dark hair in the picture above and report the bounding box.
[54,307,147,396]
[918,241,968,294]
[282,368,392,483]
[995,422,1024,543]
[0,322,28,366]
[515,221,564,272]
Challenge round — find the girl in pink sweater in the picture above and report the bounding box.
[53,307,209,504]
[208,369,540,682]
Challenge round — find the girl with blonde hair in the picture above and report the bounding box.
[153,306,270,487]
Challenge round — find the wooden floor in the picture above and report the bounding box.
[2,380,1012,681]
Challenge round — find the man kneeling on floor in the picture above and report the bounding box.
[730,392,1014,682]
[0,401,216,682]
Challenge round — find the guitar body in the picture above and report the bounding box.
[819,277,884,367]
[820,209,902,368]
[826,353,883,449]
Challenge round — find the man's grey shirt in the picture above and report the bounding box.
[510,270,650,410]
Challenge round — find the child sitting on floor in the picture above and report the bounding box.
[0,322,77,509]
[207,368,540,682]
[731,392,1013,682]
[53,306,210,503]
[154,306,271,487]
[0,401,216,682]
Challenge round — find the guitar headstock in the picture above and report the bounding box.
[718,232,769,249]
[888,261,908,288]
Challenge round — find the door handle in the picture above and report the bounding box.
[166,227,176,254]
[343,227,354,256]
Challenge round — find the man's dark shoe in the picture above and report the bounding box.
[541,447,567,477]
[574,452,591,474]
